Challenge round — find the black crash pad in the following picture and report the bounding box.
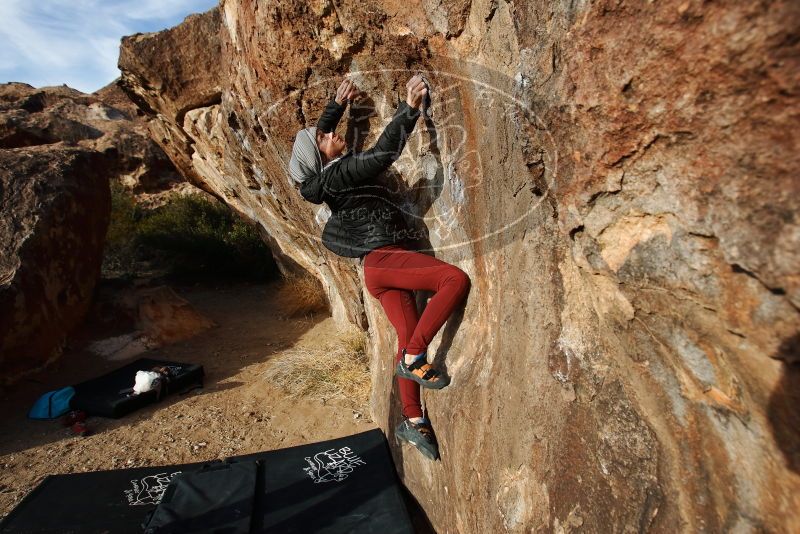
[0,429,414,534]
[237,428,413,533]
[70,358,204,418]
[0,462,203,534]
[143,460,259,533]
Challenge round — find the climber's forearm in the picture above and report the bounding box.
[317,98,346,133]
[320,101,421,194]
[369,101,420,161]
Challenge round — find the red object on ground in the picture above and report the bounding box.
[61,410,87,427]
[71,421,90,437]
[363,244,471,418]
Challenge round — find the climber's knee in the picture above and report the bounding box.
[365,278,383,300]
[444,266,470,297]
[455,268,471,297]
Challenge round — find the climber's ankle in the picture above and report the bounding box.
[403,348,426,366]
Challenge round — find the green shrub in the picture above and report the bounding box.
[102,181,141,275]
[102,184,277,282]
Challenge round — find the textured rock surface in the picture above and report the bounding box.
[87,285,217,361]
[0,146,112,381]
[118,1,800,531]
[0,81,193,206]
[0,81,199,381]
[128,285,216,346]
[93,81,198,205]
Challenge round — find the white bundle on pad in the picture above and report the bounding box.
[133,370,162,394]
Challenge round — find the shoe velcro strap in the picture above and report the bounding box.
[417,427,434,441]
[407,357,427,371]
[421,368,439,380]
[411,421,430,432]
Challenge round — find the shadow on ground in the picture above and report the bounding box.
[0,278,326,457]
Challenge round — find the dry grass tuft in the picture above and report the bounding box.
[263,327,371,415]
[275,272,329,317]
[338,325,367,355]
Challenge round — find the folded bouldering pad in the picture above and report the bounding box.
[69,358,204,418]
[0,429,414,534]
[143,460,259,533]
[237,428,414,533]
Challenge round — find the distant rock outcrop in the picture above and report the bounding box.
[118,2,800,532]
[94,81,202,206]
[0,82,194,381]
[0,81,194,206]
[86,285,216,361]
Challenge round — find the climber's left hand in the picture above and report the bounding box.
[335,77,363,105]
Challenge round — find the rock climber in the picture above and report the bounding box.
[288,74,470,460]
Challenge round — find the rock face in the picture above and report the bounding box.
[0,82,191,381]
[0,81,192,206]
[87,285,216,361]
[118,1,800,532]
[0,145,112,381]
[93,81,200,205]
[126,285,216,347]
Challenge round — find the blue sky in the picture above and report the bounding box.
[0,0,219,93]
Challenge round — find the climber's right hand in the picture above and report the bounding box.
[405,74,428,110]
[335,77,362,105]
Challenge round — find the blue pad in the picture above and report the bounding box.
[28,386,75,420]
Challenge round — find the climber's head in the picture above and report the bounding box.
[288,126,346,185]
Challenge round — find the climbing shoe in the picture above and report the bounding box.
[396,349,450,389]
[395,418,439,460]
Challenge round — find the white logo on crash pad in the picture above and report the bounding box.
[303,447,366,483]
[125,471,181,505]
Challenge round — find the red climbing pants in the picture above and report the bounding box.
[363,244,471,418]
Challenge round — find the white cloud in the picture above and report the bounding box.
[0,0,219,93]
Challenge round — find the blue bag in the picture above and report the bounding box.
[28,386,76,419]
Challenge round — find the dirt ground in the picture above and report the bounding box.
[0,279,376,517]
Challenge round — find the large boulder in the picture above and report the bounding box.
[118,1,800,531]
[0,146,112,381]
[86,285,216,361]
[0,81,196,381]
[0,81,194,206]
